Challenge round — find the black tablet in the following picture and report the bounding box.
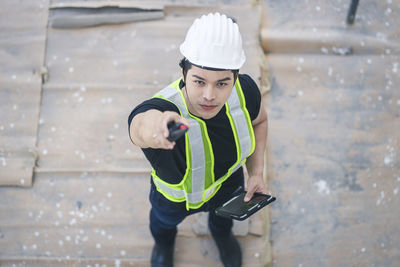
[215,191,276,221]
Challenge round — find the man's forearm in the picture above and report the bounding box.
[243,108,268,201]
[246,117,268,177]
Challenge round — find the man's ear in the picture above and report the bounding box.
[180,68,186,87]
[180,68,184,79]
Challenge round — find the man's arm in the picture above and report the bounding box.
[244,99,269,201]
[129,110,189,150]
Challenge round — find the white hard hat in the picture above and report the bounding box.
[179,12,246,70]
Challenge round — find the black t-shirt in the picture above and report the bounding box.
[128,74,261,190]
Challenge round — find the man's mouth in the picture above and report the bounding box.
[199,104,218,111]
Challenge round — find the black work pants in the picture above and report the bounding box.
[148,169,244,247]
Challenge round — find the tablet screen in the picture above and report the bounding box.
[221,192,271,216]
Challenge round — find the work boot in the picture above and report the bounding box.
[151,243,174,267]
[211,231,242,267]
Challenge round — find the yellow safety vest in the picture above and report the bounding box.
[152,78,255,210]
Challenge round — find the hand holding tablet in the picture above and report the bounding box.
[215,191,276,221]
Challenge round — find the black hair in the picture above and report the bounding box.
[179,57,239,85]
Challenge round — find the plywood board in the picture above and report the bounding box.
[0,0,49,187]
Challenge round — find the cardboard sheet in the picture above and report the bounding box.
[0,1,269,266]
[49,7,164,29]
[0,0,49,187]
[50,0,253,9]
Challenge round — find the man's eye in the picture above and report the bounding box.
[194,80,205,85]
[217,82,227,87]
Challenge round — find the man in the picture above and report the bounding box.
[128,13,268,267]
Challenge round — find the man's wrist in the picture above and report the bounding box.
[248,172,264,179]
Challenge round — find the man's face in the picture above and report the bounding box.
[182,65,235,120]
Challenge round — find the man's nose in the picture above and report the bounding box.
[203,86,215,101]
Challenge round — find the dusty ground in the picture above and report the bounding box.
[262,0,400,266]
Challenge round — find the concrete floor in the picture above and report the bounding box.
[262,0,400,266]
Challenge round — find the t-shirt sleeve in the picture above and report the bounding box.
[238,74,261,121]
[127,97,181,166]
[128,98,179,126]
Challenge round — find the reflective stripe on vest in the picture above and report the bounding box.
[152,78,255,210]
